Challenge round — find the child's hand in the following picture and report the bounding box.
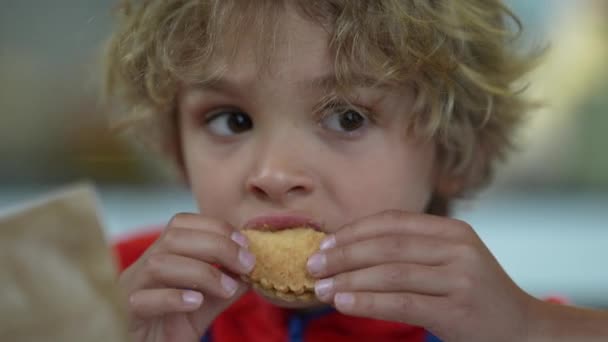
[308,210,535,342]
[119,213,256,342]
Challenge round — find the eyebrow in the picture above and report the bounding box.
[191,72,383,94]
[307,73,340,89]
[305,73,385,89]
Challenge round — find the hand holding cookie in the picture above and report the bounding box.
[119,213,255,342]
[306,210,537,342]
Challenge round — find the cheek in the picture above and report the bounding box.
[331,143,435,217]
[185,156,220,212]
[181,136,241,216]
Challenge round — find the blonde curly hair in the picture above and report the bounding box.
[104,0,538,214]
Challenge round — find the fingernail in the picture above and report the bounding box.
[319,235,336,250]
[334,293,355,310]
[182,290,203,307]
[239,249,256,272]
[221,274,238,297]
[307,253,326,275]
[231,232,248,248]
[315,278,334,299]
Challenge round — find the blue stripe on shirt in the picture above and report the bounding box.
[288,306,336,342]
[201,330,212,342]
[425,332,443,342]
[201,308,444,342]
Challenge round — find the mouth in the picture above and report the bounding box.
[242,214,323,231]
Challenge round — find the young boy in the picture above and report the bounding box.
[104,1,608,341]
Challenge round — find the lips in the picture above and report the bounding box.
[243,214,322,231]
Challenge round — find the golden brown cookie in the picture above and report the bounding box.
[241,227,326,302]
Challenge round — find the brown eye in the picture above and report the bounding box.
[338,110,366,131]
[321,109,368,133]
[205,111,253,136]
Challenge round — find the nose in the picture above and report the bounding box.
[245,148,314,204]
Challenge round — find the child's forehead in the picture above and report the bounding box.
[175,2,410,97]
[196,62,382,94]
[187,14,380,92]
[206,9,333,85]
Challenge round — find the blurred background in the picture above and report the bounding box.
[1,0,607,308]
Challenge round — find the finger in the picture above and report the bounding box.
[142,254,244,299]
[128,288,204,318]
[307,235,452,278]
[187,281,250,332]
[314,264,449,302]
[322,210,470,250]
[332,291,445,329]
[159,228,256,275]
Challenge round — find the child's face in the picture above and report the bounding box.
[178,9,436,235]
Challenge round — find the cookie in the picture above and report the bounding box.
[241,227,326,302]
